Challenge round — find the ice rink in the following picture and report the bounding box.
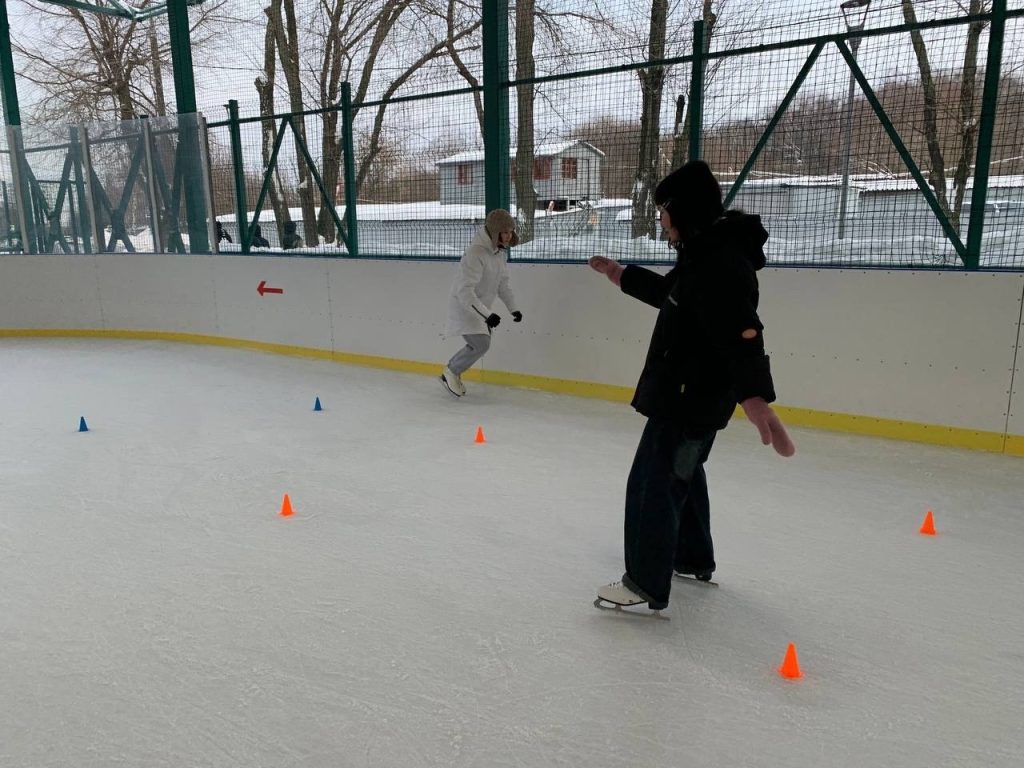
[2,338,1022,767]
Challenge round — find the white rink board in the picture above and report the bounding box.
[0,256,105,329]
[1010,297,1024,438]
[758,269,1024,433]
[0,253,1022,440]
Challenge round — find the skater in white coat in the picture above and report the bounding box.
[441,209,522,397]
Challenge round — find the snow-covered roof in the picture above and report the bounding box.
[727,174,1024,194]
[437,140,606,165]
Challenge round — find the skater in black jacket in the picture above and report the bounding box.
[590,160,795,613]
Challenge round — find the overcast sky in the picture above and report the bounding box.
[4,0,1021,173]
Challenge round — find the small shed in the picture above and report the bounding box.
[436,140,605,208]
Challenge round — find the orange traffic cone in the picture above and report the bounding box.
[474,426,486,444]
[279,493,294,517]
[778,643,803,679]
[919,510,936,536]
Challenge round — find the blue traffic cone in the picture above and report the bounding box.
[78,416,89,432]
[313,397,323,412]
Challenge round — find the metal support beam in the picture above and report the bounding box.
[340,82,359,257]
[482,0,510,212]
[835,40,967,264]
[38,0,198,22]
[167,0,209,252]
[69,126,93,254]
[141,117,164,252]
[226,100,250,253]
[0,0,21,126]
[79,126,105,253]
[965,0,1006,271]
[724,43,825,208]
[0,0,37,252]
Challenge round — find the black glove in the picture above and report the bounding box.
[511,311,523,323]
[486,313,501,329]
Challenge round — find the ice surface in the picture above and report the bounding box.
[1,339,1022,767]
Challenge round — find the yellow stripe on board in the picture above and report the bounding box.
[2,327,1020,455]
[770,406,1008,455]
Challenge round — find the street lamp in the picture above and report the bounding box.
[838,0,871,241]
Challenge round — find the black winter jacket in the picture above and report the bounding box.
[620,211,777,431]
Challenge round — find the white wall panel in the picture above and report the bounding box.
[95,254,218,333]
[3,253,1024,443]
[759,269,1024,433]
[0,256,104,328]
[326,260,450,363]
[488,263,657,388]
[1007,283,1024,438]
[210,256,334,350]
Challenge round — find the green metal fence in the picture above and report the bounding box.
[2,1,1024,269]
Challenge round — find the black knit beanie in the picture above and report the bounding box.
[653,160,724,237]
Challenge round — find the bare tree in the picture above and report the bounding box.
[256,0,291,237]
[671,0,717,168]
[268,0,319,245]
[299,0,482,243]
[631,0,668,240]
[901,0,988,232]
[12,0,227,123]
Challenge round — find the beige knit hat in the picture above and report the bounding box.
[484,208,520,248]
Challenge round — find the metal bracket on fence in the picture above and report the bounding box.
[724,43,826,209]
[245,110,353,254]
[78,125,103,254]
[6,125,35,254]
[835,39,968,265]
[197,114,217,254]
[69,126,92,254]
[87,126,149,253]
[141,117,164,253]
[964,0,1007,271]
[340,81,358,257]
[226,99,250,254]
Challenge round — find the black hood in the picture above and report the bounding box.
[702,211,768,270]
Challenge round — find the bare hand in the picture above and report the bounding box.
[740,397,796,457]
[588,256,624,286]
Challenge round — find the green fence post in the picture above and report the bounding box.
[226,100,250,253]
[0,0,36,253]
[68,126,93,254]
[167,0,210,253]
[482,0,511,212]
[340,82,358,257]
[688,19,706,162]
[140,117,165,253]
[965,0,1006,271]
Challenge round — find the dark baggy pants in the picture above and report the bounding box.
[623,417,717,606]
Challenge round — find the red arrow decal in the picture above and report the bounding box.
[257,280,284,296]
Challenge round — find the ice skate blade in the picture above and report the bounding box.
[440,376,463,398]
[593,598,670,620]
[673,574,719,587]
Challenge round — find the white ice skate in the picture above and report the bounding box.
[594,581,669,619]
[440,366,466,397]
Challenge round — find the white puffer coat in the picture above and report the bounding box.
[446,226,519,336]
